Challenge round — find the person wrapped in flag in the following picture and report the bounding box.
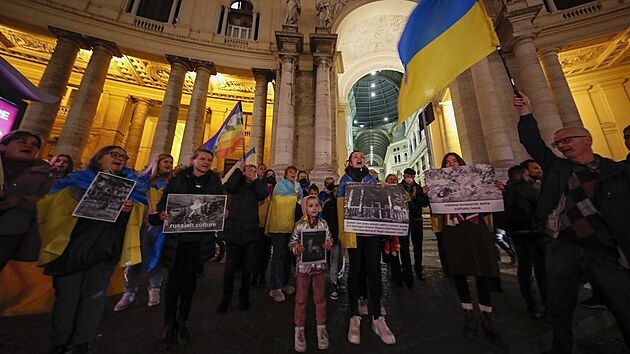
[38,145,148,353]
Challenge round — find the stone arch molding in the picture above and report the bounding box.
[333,0,418,101]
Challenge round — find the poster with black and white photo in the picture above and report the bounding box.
[300,229,327,265]
[343,183,409,236]
[163,194,227,233]
[423,163,504,214]
[72,172,137,222]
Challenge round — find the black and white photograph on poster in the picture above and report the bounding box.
[423,163,504,214]
[163,194,226,233]
[343,183,409,236]
[300,229,327,265]
[72,172,137,222]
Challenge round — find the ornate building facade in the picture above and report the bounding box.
[0,0,629,182]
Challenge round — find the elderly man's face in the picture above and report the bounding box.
[553,129,592,161]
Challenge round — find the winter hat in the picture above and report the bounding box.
[301,195,320,218]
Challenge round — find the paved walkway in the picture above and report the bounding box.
[0,233,627,354]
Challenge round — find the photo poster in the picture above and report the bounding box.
[343,183,409,236]
[72,172,137,223]
[163,194,227,233]
[300,228,327,265]
[423,163,504,214]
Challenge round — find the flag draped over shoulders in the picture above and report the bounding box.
[397,0,499,124]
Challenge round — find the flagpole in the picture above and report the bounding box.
[496,46,521,97]
[421,108,434,169]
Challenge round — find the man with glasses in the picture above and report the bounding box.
[515,92,630,353]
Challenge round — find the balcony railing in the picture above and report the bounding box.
[133,18,165,33]
[223,37,249,49]
[559,1,602,20]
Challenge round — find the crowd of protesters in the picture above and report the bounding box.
[1,90,629,354]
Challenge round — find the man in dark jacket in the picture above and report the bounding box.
[400,168,430,285]
[217,163,269,312]
[516,93,630,352]
[504,165,546,319]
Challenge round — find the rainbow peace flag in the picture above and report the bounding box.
[202,101,245,158]
[397,0,499,125]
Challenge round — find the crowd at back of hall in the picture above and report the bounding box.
[2,90,630,354]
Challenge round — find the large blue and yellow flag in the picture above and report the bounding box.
[397,0,499,124]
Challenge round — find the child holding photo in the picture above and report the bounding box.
[288,195,333,352]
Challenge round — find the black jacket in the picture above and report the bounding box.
[150,167,224,270]
[503,178,539,232]
[219,168,269,244]
[518,113,630,258]
[400,181,430,221]
[321,194,339,242]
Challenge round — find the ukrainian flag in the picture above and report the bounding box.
[202,101,245,158]
[397,0,499,124]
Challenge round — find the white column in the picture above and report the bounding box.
[149,55,191,162]
[250,68,273,165]
[539,47,582,127]
[125,98,152,167]
[272,55,298,172]
[54,38,121,163]
[311,56,335,180]
[179,61,215,164]
[20,27,84,141]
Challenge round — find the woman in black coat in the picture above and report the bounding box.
[152,148,224,347]
[217,163,269,312]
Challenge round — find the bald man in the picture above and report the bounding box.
[515,93,630,353]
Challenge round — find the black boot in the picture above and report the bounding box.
[480,311,503,345]
[177,319,190,345]
[462,309,478,340]
[73,342,92,354]
[159,323,176,350]
[217,296,230,313]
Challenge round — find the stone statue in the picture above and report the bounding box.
[333,0,348,18]
[316,1,332,28]
[285,0,301,25]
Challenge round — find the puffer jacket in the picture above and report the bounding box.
[288,218,332,275]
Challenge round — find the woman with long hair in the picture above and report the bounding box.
[151,148,223,348]
[39,145,148,353]
[114,153,173,311]
[338,150,395,345]
[431,152,502,344]
[50,154,74,180]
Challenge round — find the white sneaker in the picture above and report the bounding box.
[270,289,285,302]
[348,315,361,345]
[317,324,329,350]
[114,292,135,312]
[372,316,396,345]
[294,326,306,352]
[148,288,160,307]
[358,297,368,315]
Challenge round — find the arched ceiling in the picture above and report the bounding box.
[353,127,391,167]
[350,70,402,127]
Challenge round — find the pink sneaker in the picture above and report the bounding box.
[348,315,361,344]
[372,316,396,344]
[148,288,160,307]
[114,292,135,312]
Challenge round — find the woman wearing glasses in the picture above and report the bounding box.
[39,146,149,354]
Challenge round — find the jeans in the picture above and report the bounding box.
[124,227,163,293]
[270,233,292,289]
[222,242,257,302]
[164,241,200,325]
[509,232,547,311]
[295,272,326,326]
[52,260,117,345]
[348,237,382,318]
[547,238,630,353]
[410,221,424,273]
[329,242,344,283]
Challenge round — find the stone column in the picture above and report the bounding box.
[250,68,273,165]
[309,29,337,183]
[54,38,121,162]
[125,98,152,167]
[438,100,461,155]
[20,27,85,141]
[538,47,582,127]
[512,35,564,141]
[272,27,303,173]
[178,60,216,164]
[149,55,192,162]
[471,57,516,168]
